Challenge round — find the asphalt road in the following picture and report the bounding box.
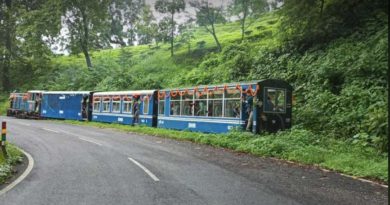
[0,116,387,205]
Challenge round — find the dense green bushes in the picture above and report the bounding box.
[183,20,388,152]
[0,144,23,184]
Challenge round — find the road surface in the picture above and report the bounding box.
[0,116,387,205]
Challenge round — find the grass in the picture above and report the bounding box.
[0,144,23,184]
[51,13,280,70]
[63,120,388,183]
[0,94,9,116]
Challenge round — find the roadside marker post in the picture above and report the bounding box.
[1,121,7,158]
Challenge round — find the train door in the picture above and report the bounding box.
[87,93,94,121]
[151,91,158,127]
[81,95,88,120]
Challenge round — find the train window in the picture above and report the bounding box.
[181,92,193,116]
[170,93,181,116]
[194,91,207,116]
[93,98,101,112]
[112,96,121,113]
[224,89,241,118]
[102,97,110,112]
[123,97,132,113]
[264,88,286,113]
[158,99,164,115]
[208,90,223,117]
[143,96,149,114]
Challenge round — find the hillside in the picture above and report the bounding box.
[1,3,387,181]
[28,10,387,150]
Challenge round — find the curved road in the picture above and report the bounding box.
[0,117,387,205]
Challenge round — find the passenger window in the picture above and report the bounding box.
[112,96,121,113]
[143,96,149,114]
[123,96,132,113]
[102,97,110,112]
[264,88,286,113]
[93,97,101,112]
[181,92,194,116]
[208,90,223,117]
[194,91,207,116]
[170,94,181,116]
[224,89,241,118]
[158,99,164,115]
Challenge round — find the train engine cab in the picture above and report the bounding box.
[6,93,26,117]
[252,79,292,133]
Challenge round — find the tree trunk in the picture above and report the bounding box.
[241,7,247,41]
[81,7,92,69]
[170,12,174,57]
[2,0,12,91]
[211,23,221,52]
[319,0,325,18]
[241,19,245,41]
[82,46,92,69]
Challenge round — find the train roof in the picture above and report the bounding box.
[43,91,91,95]
[160,80,263,91]
[28,90,46,93]
[161,79,291,91]
[94,90,156,96]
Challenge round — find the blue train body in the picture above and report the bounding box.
[40,91,91,120]
[91,90,158,127]
[157,80,292,133]
[8,79,292,134]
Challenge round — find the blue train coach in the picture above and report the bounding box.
[91,90,158,126]
[157,79,292,133]
[41,91,92,120]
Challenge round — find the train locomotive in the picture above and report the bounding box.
[6,79,292,134]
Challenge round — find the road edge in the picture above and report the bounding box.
[0,148,34,196]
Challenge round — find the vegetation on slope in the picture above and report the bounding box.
[0,144,23,184]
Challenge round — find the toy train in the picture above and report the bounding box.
[6,80,292,133]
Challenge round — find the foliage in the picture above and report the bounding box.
[190,0,227,51]
[228,0,268,40]
[61,0,112,68]
[278,0,388,50]
[0,144,23,184]
[154,0,186,56]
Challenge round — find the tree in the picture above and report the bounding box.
[154,0,185,57]
[0,0,14,91]
[136,5,156,45]
[156,16,173,45]
[190,0,226,52]
[178,19,196,54]
[62,0,111,69]
[110,0,146,46]
[229,0,268,41]
[279,0,388,49]
[0,0,62,91]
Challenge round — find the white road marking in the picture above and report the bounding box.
[42,128,59,133]
[0,148,34,196]
[79,137,103,146]
[57,129,82,137]
[128,157,160,182]
[16,122,31,127]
